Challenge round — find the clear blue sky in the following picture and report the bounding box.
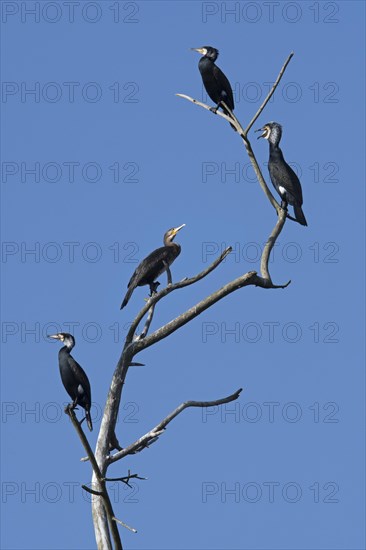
[1,1,365,549]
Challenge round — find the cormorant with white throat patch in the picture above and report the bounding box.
[191,46,235,130]
[257,122,307,226]
[48,333,93,430]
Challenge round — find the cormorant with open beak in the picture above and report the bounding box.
[48,333,93,431]
[191,46,235,130]
[257,122,307,226]
[121,224,185,309]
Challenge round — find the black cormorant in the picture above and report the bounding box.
[257,122,307,226]
[121,224,185,309]
[48,333,93,431]
[191,46,235,129]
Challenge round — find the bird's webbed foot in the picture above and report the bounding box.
[210,105,219,114]
[149,281,160,296]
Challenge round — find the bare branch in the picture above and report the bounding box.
[136,302,156,340]
[133,263,293,354]
[177,52,295,216]
[129,212,290,356]
[82,485,103,496]
[243,135,280,212]
[244,52,294,136]
[65,407,123,550]
[176,93,235,125]
[177,52,294,140]
[176,94,280,211]
[112,517,137,534]
[125,247,232,344]
[109,388,243,463]
[65,407,104,482]
[209,102,281,215]
[261,209,285,282]
[104,471,147,487]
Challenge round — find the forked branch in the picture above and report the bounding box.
[126,246,232,344]
[177,52,294,215]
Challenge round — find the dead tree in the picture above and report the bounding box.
[65,52,295,549]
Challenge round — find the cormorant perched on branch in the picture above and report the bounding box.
[121,224,185,309]
[191,46,236,130]
[48,333,93,431]
[257,122,307,226]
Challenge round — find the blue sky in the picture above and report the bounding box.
[1,1,365,549]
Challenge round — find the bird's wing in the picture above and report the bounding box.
[269,161,303,204]
[212,65,234,110]
[127,266,138,288]
[68,355,91,400]
[127,246,172,287]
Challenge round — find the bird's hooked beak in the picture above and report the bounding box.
[48,333,63,341]
[255,127,268,140]
[172,224,186,236]
[191,47,207,55]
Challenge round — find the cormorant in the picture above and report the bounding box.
[48,333,93,431]
[121,224,185,309]
[191,46,236,130]
[257,122,307,226]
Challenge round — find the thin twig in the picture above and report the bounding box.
[112,517,137,534]
[105,471,147,487]
[244,52,294,136]
[176,93,234,125]
[109,388,243,463]
[82,485,103,496]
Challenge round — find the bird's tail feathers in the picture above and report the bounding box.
[121,287,133,309]
[294,205,308,227]
[86,408,93,431]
